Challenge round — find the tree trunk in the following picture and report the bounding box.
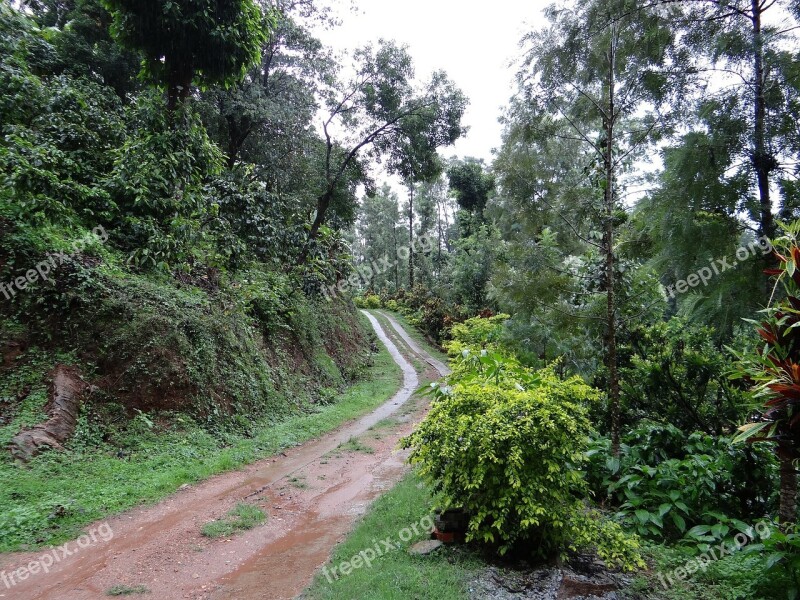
[297,192,331,264]
[408,183,415,288]
[10,365,88,462]
[393,226,400,291]
[605,37,621,458]
[778,442,798,530]
[437,196,444,277]
[751,0,773,239]
[750,0,776,296]
[227,139,239,171]
[167,68,193,112]
[225,114,255,171]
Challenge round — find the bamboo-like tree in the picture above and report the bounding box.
[517,0,688,454]
[639,0,800,319]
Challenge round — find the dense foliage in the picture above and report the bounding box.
[349,0,800,594]
[402,347,643,569]
[3,0,800,595]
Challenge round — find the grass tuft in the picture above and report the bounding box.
[338,436,375,454]
[106,584,149,596]
[201,503,266,538]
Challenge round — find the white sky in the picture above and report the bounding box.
[313,0,551,164]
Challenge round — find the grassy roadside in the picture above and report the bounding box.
[302,471,480,600]
[0,317,402,552]
[623,543,790,600]
[303,316,479,599]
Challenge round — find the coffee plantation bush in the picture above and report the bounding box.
[401,351,643,568]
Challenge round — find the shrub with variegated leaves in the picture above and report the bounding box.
[401,350,643,569]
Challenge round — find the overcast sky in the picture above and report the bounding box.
[313,0,551,165]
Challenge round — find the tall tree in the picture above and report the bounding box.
[389,139,444,288]
[298,41,466,263]
[515,0,686,454]
[201,4,333,170]
[447,157,494,218]
[101,0,273,109]
[645,0,800,302]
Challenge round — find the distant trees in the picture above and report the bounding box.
[299,41,467,262]
[354,184,404,291]
[447,158,494,217]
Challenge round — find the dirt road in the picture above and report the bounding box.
[0,311,446,600]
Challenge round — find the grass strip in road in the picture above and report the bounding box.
[374,310,450,365]
[201,503,267,538]
[370,311,426,375]
[303,471,480,600]
[0,319,402,552]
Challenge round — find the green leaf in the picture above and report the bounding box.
[732,421,772,444]
[687,524,712,537]
[671,512,686,532]
[766,551,787,569]
[711,523,728,538]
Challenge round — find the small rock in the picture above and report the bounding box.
[408,540,443,555]
[179,484,190,491]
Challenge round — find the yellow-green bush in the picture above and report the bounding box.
[444,313,509,357]
[353,293,381,309]
[402,352,643,569]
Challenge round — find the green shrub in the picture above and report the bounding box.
[354,293,381,309]
[586,422,777,542]
[748,522,800,597]
[444,313,509,356]
[401,352,643,568]
[617,317,749,435]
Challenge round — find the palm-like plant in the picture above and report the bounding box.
[733,222,800,529]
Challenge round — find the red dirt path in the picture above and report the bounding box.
[0,311,446,600]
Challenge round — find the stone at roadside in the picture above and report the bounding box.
[408,540,443,555]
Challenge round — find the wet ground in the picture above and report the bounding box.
[1,311,446,600]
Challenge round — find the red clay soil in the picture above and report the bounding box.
[0,311,445,600]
